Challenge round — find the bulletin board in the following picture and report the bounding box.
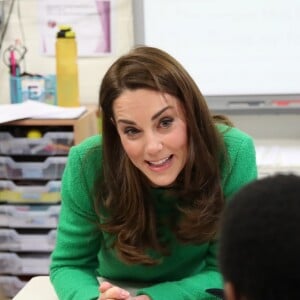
[133,0,300,112]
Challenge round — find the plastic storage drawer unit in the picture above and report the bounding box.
[0,156,67,180]
[0,180,61,204]
[0,276,26,298]
[0,229,56,252]
[0,205,60,228]
[0,131,74,156]
[0,252,50,275]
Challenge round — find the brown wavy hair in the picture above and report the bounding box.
[96,46,232,265]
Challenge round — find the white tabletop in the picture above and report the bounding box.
[13,276,58,300]
[12,275,148,300]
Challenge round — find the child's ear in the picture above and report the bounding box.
[224,282,239,300]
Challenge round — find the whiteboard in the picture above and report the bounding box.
[133,0,300,98]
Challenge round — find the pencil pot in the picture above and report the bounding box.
[9,75,22,104]
[9,75,57,105]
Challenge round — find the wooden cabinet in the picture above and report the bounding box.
[0,107,99,298]
[6,107,99,145]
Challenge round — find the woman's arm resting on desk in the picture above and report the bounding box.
[98,282,150,300]
[50,146,101,300]
[135,240,222,300]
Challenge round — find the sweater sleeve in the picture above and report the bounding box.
[136,240,222,300]
[136,131,258,300]
[50,146,101,300]
[222,132,258,199]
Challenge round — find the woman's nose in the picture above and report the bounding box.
[144,133,163,154]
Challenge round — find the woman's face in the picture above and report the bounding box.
[113,89,188,187]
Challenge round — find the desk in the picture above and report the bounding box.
[12,276,148,300]
[13,276,58,300]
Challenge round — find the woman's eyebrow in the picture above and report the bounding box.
[151,106,172,121]
[117,106,172,125]
[117,119,136,125]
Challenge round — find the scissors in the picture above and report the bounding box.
[2,43,27,76]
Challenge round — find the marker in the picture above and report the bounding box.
[272,100,300,107]
[9,49,17,76]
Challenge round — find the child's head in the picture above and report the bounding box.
[219,174,300,300]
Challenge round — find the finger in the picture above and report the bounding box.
[99,281,114,293]
[101,286,130,299]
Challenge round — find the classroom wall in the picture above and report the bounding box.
[0,0,134,105]
[225,113,300,140]
[1,0,299,141]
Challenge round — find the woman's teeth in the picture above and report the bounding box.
[149,156,171,166]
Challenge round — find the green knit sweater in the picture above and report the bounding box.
[50,125,257,300]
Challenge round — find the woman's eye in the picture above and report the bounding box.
[160,118,173,128]
[124,127,140,136]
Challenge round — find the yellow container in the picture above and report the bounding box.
[55,26,80,107]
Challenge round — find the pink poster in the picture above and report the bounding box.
[39,0,112,56]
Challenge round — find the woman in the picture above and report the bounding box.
[50,46,257,300]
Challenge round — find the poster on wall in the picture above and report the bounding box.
[39,0,112,56]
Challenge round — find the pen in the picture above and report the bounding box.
[9,49,17,76]
[272,100,300,107]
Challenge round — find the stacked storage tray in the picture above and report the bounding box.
[0,228,57,252]
[0,253,51,275]
[0,180,61,204]
[0,128,73,299]
[0,131,73,156]
[0,276,26,299]
[0,156,67,180]
[0,205,60,228]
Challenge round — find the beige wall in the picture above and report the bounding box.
[0,0,134,105]
[1,0,299,141]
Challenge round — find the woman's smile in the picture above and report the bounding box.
[146,154,173,171]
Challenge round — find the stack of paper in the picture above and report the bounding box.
[0,100,87,124]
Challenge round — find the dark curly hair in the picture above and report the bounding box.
[219,174,300,300]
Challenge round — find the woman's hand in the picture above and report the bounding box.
[99,281,130,299]
[98,281,150,300]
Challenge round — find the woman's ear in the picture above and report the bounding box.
[224,282,239,300]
